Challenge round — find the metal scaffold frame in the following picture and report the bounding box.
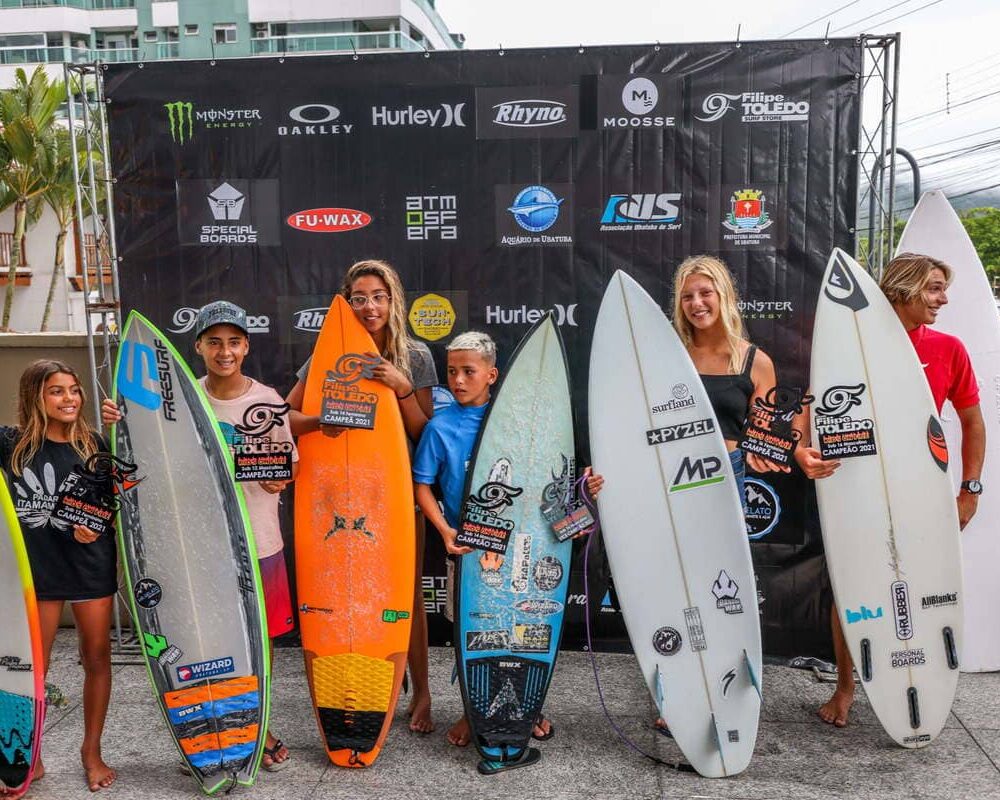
[64,61,139,659]
[856,33,901,278]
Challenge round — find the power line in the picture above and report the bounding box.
[908,125,1000,153]
[833,0,947,34]
[831,0,915,33]
[900,87,1000,125]
[778,0,863,38]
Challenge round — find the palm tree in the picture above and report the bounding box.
[0,66,64,329]
[40,127,84,331]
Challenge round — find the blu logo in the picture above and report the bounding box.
[845,605,883,624]
[118,341,160,411]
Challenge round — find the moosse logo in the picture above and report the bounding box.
[278,104,353,136]
[600,75,677,129]
[371,102,466,128]
[669,456,724,493]
[696,91,810,123]
[164,100,262,144]
[476,86,579,139]
[169,307,270,335]
[497,183,574,247]
[744,478,781,540]
[286,208,372,233]
[293,307,327,333]
[485,303,578,327]
[600,193,681,231]
[176,179,280,247]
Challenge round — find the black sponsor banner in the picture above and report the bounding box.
[106,40,861,660]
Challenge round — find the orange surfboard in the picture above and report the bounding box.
[295,295,415,767]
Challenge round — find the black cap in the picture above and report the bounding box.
[193,301,248,339]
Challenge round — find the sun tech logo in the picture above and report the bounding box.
[286,208,372,233]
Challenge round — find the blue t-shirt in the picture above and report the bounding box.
[412,401,489,528]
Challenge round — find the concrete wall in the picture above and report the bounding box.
[0,332,97,426]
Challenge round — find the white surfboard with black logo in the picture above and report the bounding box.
[811,249,962,747]
[589,270,762,777]
[897,190,1000,672]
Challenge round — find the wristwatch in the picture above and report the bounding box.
[960,479,983,495]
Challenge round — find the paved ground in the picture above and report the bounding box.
[26,629,1000,799]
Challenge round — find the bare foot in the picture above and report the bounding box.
[83,758,116,792]
[407,692,435,734]
[447,716,470,747]
[532,717,553,739]
[818,687,854,728]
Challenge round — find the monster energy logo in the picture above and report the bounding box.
[164,101,194,144]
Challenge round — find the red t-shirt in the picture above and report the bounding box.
[907,324,979,414]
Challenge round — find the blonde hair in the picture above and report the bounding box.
[672,255,747,374]
[340,259,414,380]
[447,331,497,366]
[11,360,98,476]
[880,253,953,306]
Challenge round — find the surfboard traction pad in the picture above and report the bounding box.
[310,652,396,757]
[0,691,34,792]
[164,676,261,776]
[465,656,549,749]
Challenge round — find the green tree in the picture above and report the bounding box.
[958,207,1000,283]
[0,66,64,329]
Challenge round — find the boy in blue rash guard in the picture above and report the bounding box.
[412,331,603,748]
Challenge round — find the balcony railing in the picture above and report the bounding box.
[156,41,178,59]
[0,44,140,64]
[91,46,137,62]
[250,31,423,56]
[0,0,136,7]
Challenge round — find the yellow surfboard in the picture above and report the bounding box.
[295,295,415,767]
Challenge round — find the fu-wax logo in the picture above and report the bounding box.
[164,100,263,145]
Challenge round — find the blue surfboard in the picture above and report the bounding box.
[455,314,576,771]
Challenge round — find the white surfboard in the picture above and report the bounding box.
[589,270,762,778]
[811,248,962,748]
[897,190,1000,672]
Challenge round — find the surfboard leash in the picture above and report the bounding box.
[576,476,696,774]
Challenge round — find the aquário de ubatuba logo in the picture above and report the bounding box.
[496,183,574,247]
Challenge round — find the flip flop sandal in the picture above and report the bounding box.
[654,724,674,739]
[261,739,291,772]
[531,715,555,742]
[477,746,541,775]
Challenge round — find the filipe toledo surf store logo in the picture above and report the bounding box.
[696,91,810,123]
[164,101,262,144]
[169,307,270,335]
[457,458,523,554]
[815,384,877,459]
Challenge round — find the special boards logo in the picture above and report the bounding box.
[408,293,456,341]
[278,103,353,136]
[176,179,280,247]
[371,102,466,128]
[169,307,270,335]
[598,75,677,129]
[744,478,781,540]
[164,101,262,144]
[600,193,681,231]
[496,184,574,247]
[406,195,457,240]
[476,86,579,139]
[696,91,810,123]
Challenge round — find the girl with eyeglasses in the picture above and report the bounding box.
[286,259,439,734]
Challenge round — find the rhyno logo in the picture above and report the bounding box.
[492,99,567,127]
[372,103,466,128]
[486,304,577,327]
[287,208,371,233]
[279,104,352,136]
[696,91,810,123]
[293,307,328,333]
[892,581,913,641]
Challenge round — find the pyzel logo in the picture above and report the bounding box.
[508,185,564,233]
[711,570,744,614]
[293,307,327,333]
[601,194,681,231]
[646,417,715,447]
[744,478,782,540]
[845,605,882,624]
[603,76,676,128]
[492,99,568,127]
[696,91,810,123]
[486,303,578,327]
[372,102,466,128]
[164,101,262,144]
[287,208,371,233]
[278,104,352,136]
[406,195,457,240]
[169,306,270,335]
[670,456,724,493]
[892,581,913,641]
[652,626,682,655]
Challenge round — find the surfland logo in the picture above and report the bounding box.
[169,307,270,335]
[485,304,577,327]
[696,91,810,123]
[669,456,723,493]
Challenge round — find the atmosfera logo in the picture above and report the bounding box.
[164,101,263,144]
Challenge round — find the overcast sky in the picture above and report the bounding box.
[436,0,1000,206]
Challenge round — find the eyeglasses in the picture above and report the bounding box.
[347,293,391,310]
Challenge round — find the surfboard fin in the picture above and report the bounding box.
[451,663,458,685]
[709,713,729,775]
[743,649,763,701]
[654,665,667,720]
